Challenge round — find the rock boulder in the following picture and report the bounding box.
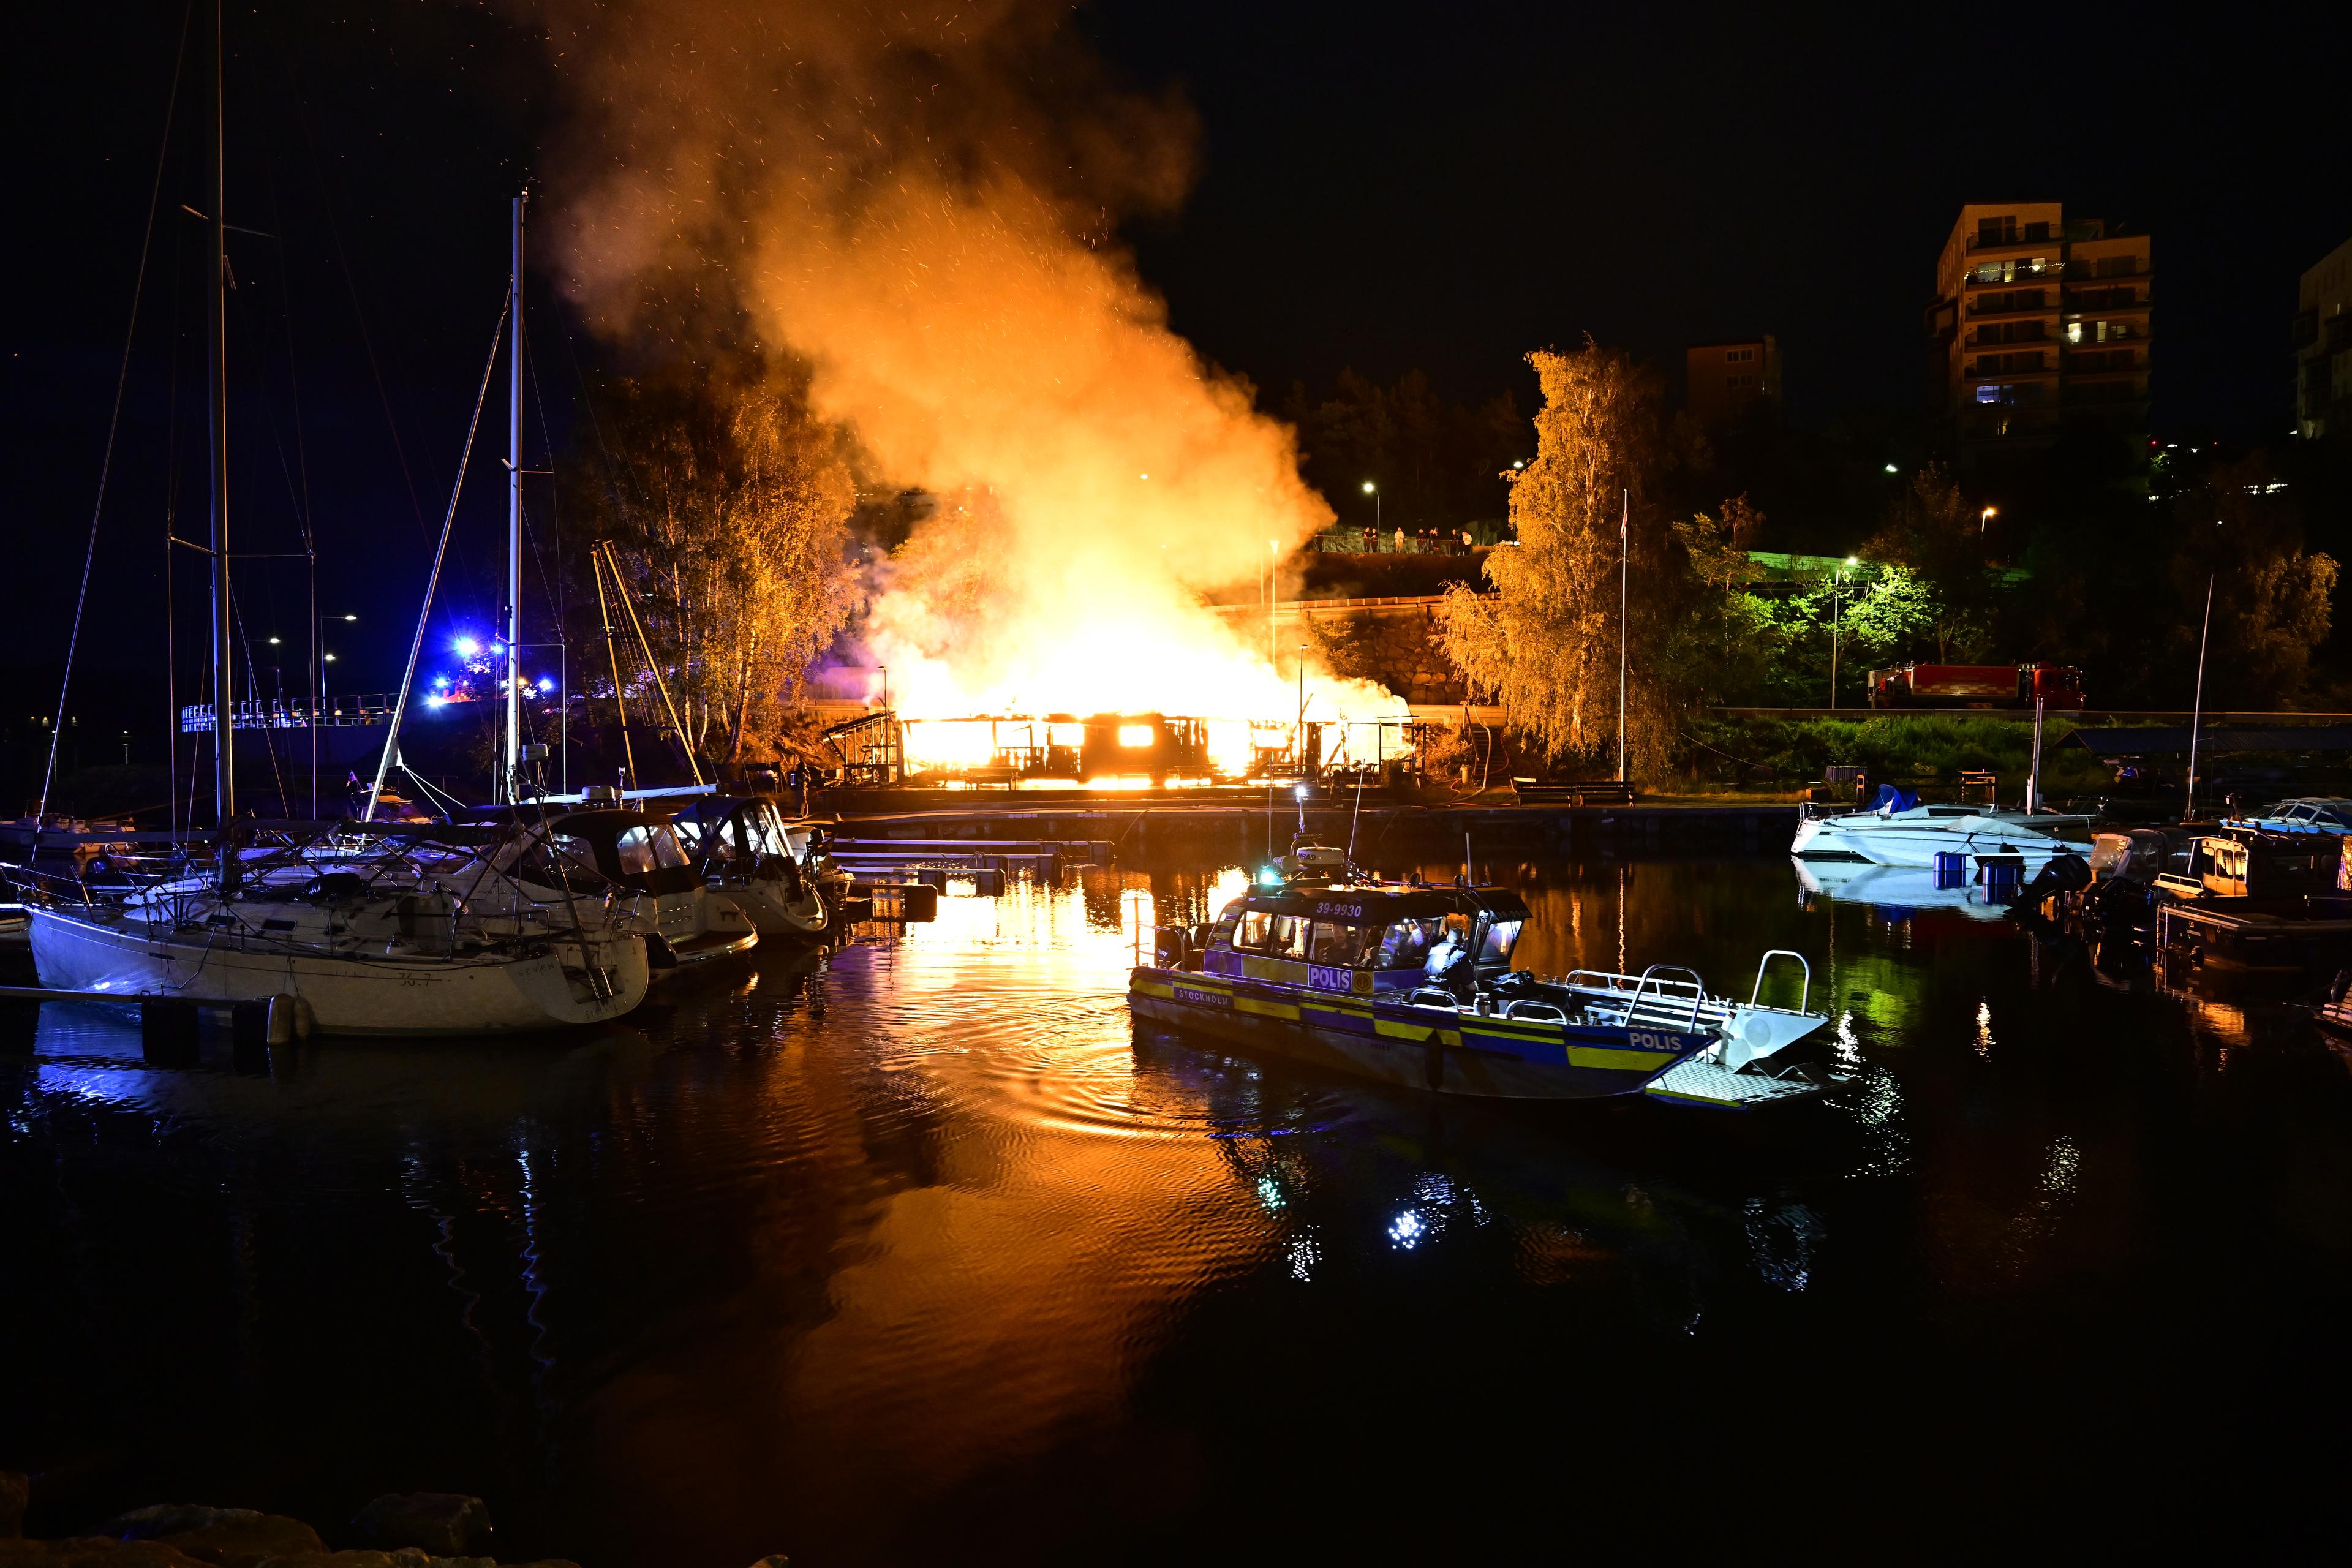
[347,1498,491,1558]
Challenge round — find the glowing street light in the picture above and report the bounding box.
[454,635,481,658]
[1980,506,1997,532]
[1885,463,1899,473]
[1361,480,1382,533]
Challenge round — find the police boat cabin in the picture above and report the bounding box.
[1130,843,1828,1104]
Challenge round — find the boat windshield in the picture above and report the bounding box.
[1236,910,1311,959]
[739,804,793,858]
[616,824,691,875]
[1377,917,1441,968]
[1480,918,1523,963]
[514,833,611,892]
[1308,920,1380,966]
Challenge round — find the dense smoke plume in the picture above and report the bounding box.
[522,0,1382,722]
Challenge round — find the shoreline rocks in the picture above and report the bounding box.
[0,1480,579,1568]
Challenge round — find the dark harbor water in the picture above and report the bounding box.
[7,846,2352,1561]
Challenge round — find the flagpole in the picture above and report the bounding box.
[1617,488,1628,785]
[2185,571,2214,823]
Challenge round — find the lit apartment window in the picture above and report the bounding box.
[2065,322,2082,344]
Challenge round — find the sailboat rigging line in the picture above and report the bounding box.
[527,349,571,793]
[36,0,197,822]
[366,288,514,824]
[600,538,704,785]
[229,582,291,815]
[591,545,639,790]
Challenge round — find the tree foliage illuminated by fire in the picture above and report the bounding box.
[571,369,861,767]
[1438,344,1690,774]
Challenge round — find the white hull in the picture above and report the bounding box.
[1790,809,2086,869]
[28,906,649,1035]
[717,878,832,941]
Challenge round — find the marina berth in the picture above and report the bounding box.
[1128,847,1832,1109]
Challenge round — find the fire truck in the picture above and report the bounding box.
[1865,663,2084,710]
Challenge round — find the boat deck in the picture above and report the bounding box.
[1642,1058,1825,1111]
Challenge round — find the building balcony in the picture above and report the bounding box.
[2064,289,2150,313]
[1966,226,2060,253]
[2063,364,2148,383]
[1966,300,2060,321]
[1961,270,2057,293]
[1965,362,2059,382]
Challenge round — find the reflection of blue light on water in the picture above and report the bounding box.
[1255,1176,1284,1210]
[1387,1210,1425,1250]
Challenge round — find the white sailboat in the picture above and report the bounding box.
[24,23,650,1035]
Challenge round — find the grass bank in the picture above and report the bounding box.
[1675,713,2109,795]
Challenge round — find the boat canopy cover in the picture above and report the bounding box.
[1870,783,1919,812]
[2063,725,2352,758]
[1235,884,1531,923]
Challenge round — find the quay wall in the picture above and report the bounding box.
[831,795,1797,859]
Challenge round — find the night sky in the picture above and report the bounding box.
[6,1,2346,692]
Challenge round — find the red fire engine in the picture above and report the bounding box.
[1865,663,2084,710]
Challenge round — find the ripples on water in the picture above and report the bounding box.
[6,851,2352,1561]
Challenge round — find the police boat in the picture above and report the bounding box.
[1128,840,1833,1109]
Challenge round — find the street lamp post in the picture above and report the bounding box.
[313,613,356,818]
[1362,480,1380,539]
[1829,557,1856,709]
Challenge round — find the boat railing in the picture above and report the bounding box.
[1748,949,1812,1012]
[1564,965,1710,1033]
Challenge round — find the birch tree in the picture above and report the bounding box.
[1438,343,1686,775]
[578,368,861,767]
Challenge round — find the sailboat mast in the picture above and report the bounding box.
[503,192,526,801]
[207,0,234,827]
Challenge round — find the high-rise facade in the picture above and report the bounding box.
[1685,336,1781,427]
[1924,203,2151,456]
[2293,235,2352,439]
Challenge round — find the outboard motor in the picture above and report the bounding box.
[2015,851,2093,909]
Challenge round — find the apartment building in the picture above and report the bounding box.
[1685,336,1781,426]
[2293,235,2352,439]
[1924,203,2152,456]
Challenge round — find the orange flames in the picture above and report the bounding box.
[527,0,1408,763]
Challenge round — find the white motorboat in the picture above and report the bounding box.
[2226,798,2352,837]
[483,806,759,977]
[1790,802,2092,870]
[26,836,649,1034]
[671,796,834,943]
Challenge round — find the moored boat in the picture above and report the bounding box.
[671,796,834,942]
[1128,853,1831,1109]
[24,827,650,1034]
[1791,801,2092,870]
